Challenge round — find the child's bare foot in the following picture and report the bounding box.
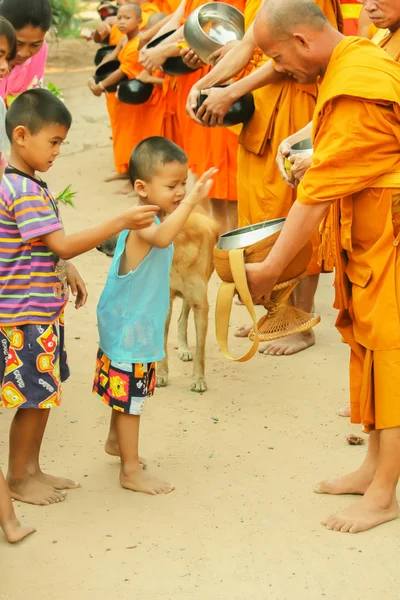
[104,172,129,183]
[120,467,174,495]
[322,493,399,533]
[104,439,147,468]
[33,471,80,490]
[2,518,36,543]
[339,406,351,417]
[8,476,66,506]
[314,466,375,496]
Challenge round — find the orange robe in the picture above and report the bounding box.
[105,25,124,143]
[109,23,124,45]
[140,2,161,28]
[339,0,362,36]
[237,0,342,274]
[297,37,400,432]
[154,0,181,13]
[113,36,166,173]
[176,0,245,200]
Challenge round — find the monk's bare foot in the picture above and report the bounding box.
[33,471,80,490]
[104,172,129,183]
[322,493,399,533]
[339,406,351,417]
[104,439,147,468]
[116,180,133,195]
[234,298,244,306]
[120,467,175,495]
[2,518,36,543]
[314,466,375,496]
[8,476,66,506]
[259,330,315,356]
[234,323,253,338]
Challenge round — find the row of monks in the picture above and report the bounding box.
[94,0,370,236]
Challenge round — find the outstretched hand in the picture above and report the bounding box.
[188,168,218,203]
[195,87,234,127]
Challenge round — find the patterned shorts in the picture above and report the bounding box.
[93,349,156,416]
[0,315,70,409]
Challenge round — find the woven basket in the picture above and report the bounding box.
[214,230,320,362]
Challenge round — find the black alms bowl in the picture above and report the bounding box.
[147,30,195,76]
[196,85,255,127]
[118,79,154,105]
[94,60,125,92]
[94,45,116,67]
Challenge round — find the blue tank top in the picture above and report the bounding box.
[97,225,174,363]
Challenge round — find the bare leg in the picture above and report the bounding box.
[177,299,192,362]
[25,409,79,490]
[104,171,129,183]
[322,427,400,533]
[226,200,238,232]
[258,274,319,355]
[190,299,209,393]
[104,411,147,468]
[7,409,66,505]
[0,469,35,543]
[157,297,173,388]
[116,411,175,495]
[315,429,380,495]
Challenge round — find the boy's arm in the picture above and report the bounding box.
[41,205,160,261]
[137,169,217,248]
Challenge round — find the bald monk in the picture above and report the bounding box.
[246,0,400,534]
[94,0,161,44]
[186,0,342,354]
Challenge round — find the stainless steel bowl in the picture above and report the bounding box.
[289,137,313,157]
[184,2,244,65]
[217,219,285,251]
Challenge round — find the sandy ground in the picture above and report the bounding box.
[1,39,400,600]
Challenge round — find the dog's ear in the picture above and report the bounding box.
[97,235,118,258]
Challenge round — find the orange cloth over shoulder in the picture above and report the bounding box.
[140,2,161,29]
[339,0,362,35]
[297,37,400,431]
[154,0,181,13]
[113,36,166,174]
[109,23,124,45]
[237,0,342,274]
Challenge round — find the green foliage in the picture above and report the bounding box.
[45,82,64,100]
[51,0,80,36]
[56,185,77,208]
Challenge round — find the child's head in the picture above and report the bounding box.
[117,3,142,35]
[6,88,72,174]
[129,137,188,214]
[146,12,167,30]
[0,16,16,78]
[0,0,52,66]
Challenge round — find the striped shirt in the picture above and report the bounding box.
[0,168,69,326]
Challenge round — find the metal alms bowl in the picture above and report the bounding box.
[289,137,313,157]
[217,219,285,251]
[184,2,245,65]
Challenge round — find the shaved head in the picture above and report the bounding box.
[254,0,342,84]
[259,0,328,39]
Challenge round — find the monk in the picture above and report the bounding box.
[89,4,166,185]
[186,0,342,354]
[94,0,161,44]
[246,0,400,534]
[139,0,245,234]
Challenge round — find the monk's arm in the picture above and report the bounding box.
[138,13,180,50]
[246,201,331,302]
[358,7,372,38]
[99,67,126,90]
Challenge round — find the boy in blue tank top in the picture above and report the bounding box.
[93,137,216,495]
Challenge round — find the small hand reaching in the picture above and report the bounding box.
[187,168,218,204]
[123,205,160,229]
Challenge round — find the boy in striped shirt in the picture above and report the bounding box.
[0,89,159,507]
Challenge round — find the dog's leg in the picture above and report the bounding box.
[157,297,173,388]
[178,299,193,362]
[190,293,209,393]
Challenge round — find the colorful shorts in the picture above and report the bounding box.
[93,349,156,415]
[0,316,70,409]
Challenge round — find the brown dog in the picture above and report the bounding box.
[97,210,219,392]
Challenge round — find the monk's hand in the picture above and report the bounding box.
[207,40,240,65]
[67,263,88,310]
[245,263,276,306]
[186,85,203,124]
[196,86,234,127]
[289,154,312,185]
[276,140,296,187]
[139,47,166,72]
[180,47,203,70]
[88,78,103,97]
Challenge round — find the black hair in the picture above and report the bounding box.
[6,88,72,141]
[0,0,52,32]
[0,16,16,60]
[129,136,187,184]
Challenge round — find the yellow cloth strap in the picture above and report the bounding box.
[370,171,400,188]
[341,4,362,19]
[215,248,260,362]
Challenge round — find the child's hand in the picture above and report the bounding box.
[123,205,160,230]
[67,263,88,309]
[88,78,104,97]
[186,168,218,205]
